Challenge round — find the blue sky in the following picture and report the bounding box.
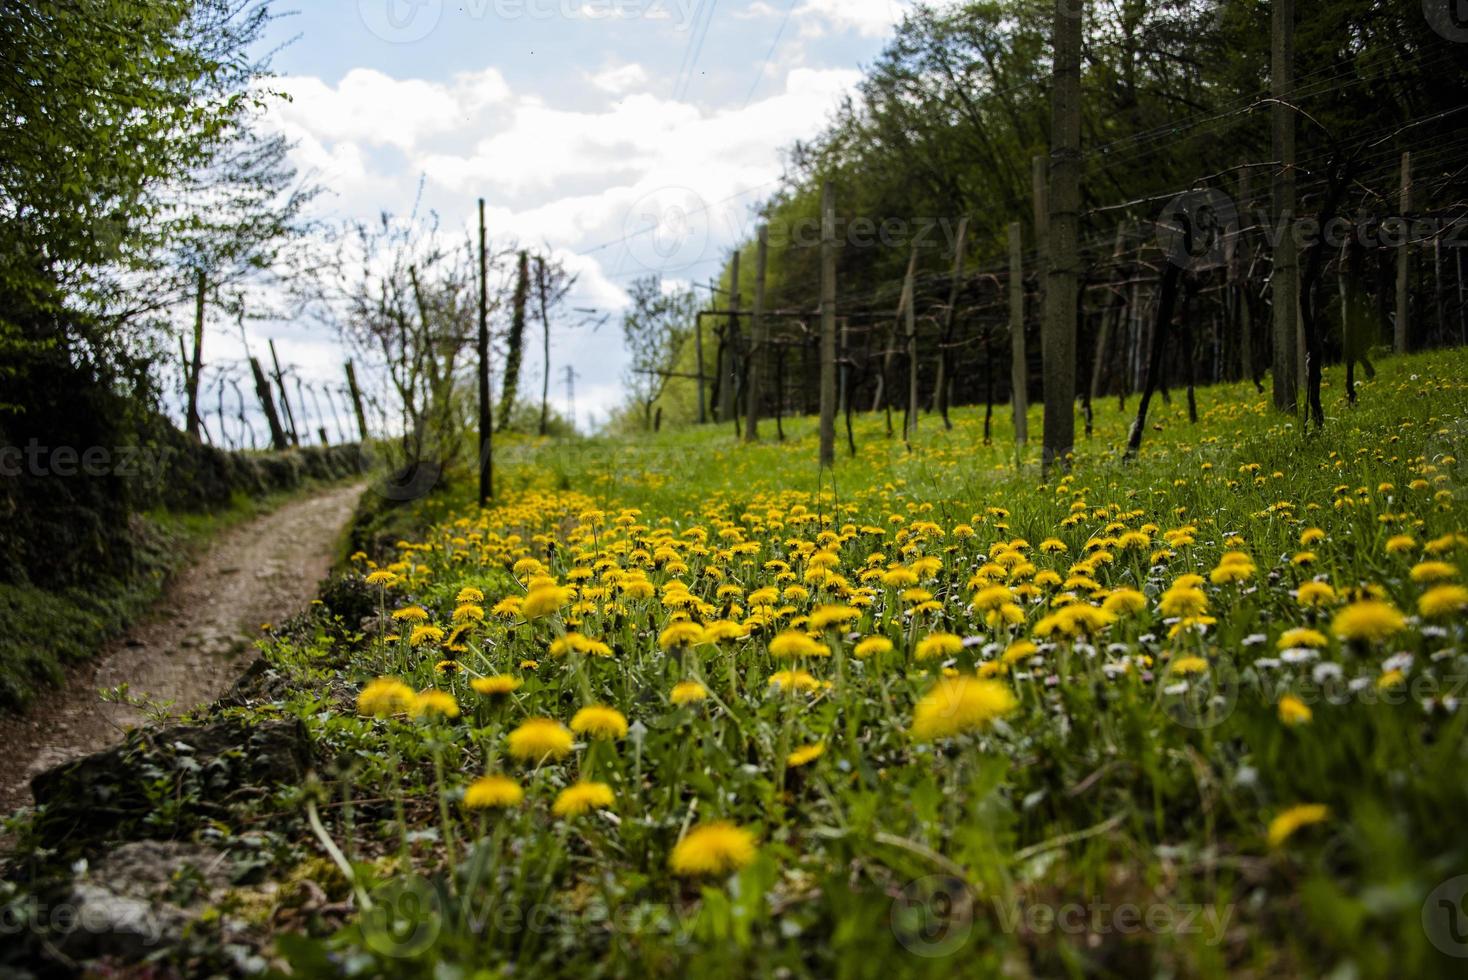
[210,0,909,435]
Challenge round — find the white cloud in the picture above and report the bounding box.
[588,63,650,95]
[796,0,904,39]
[268,67,510,153]
[257,60,862,430]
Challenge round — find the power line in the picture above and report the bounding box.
[742,0,798,109]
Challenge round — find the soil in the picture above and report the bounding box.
[0,482,364,816]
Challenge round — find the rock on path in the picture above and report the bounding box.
[0,482,364,815]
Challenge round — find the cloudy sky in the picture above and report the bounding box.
[209,0,907,438]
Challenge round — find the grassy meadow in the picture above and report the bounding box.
[73,350,1468,976]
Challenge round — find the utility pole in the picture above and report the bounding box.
[563,364,579,431]
[478,198,493,505]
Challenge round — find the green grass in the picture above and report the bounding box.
[8,348,1468,978]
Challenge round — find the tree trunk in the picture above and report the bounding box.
[1270,0,1299,413]
[477,199,493,504]
[536,256,551,436]
[498,251,529,430]
[1395,151,1412,353]
[1042,0,1081,474]
[185,270,206,440]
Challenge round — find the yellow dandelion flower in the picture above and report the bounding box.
[670,680,708,705]
[1296,582,1336,607]
[1267,804,1330,847]
[786,743,825,768]
[669,822,758,877]
[1277,627,1329,649]
[853,636,893,658]
[409,624,445,646]
[768,631,830,657]
[1331,601,1405,644]
[768,669,821,693]
[356,678,415,718]
[909,676,1017,741]
[522,585,572,619]
[391,605,429,623]
[1419,584,1468,618]
[1277,695,1312,726]
[658,621,705,649]
[808,604,860,630]
[412,689,459,719]
[1159,587,1208,618]
[471,675,522,696]
[1377,668,1406,690]
[1001,640,1038,665]
[464,774,523,809]
[506,718,574,762]
[915,632,964,662]
[1101,588,1147,616]
[1410,561,1458,583]
[1169,656,1209,676]
[552,780,615,817]
[570,705,628,740]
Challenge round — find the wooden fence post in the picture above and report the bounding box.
[250,356,289,450]
[934,215,969,429]
[345,360,369,441]
[745,225,767,442]
[902,244,919,445]
[1009,222,1029,448]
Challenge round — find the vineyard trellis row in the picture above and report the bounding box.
[695,151,1466,462]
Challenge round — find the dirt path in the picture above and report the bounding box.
[0,482,364,816]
